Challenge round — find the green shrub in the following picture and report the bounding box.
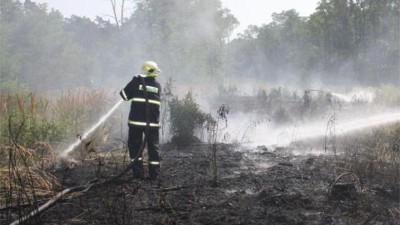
[375,84,400,106]
[169,91,207,146]
[0,79,27,92]
[6,112,64,147]
[272,106,292,126]
[0,93,61,147]
[0,91,108,149]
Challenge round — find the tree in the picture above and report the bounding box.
[0,1,93,91]
[227,0,399,86]
[124,0,238,82]
[0,0,25,91]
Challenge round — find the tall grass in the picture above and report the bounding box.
[53,89,109,137]
[0,90,109,149]
[0,89,111,223]
[337,123,400,196]
[0,93,57,148]
[374,84,400,106]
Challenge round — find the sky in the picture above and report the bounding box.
[222,0,318,32]
[28,0,320,35]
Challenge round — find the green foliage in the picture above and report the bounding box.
[0,91,109,149]
[228,0,399,86]
[0,79,26,92]
[0,93,61,147]
[375,85,400,106]
[0,1,105,91]
[217,84,241,97]
[0,0,398,92]
[272,106,292,126]
[130,0,238,82]
[169,91,208,146]
[7,113,64,146]
[53,90,109,135]
[0,0,239,91]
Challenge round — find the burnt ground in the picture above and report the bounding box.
[4,142,400,225]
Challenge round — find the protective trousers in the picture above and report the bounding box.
[128,125,160,179]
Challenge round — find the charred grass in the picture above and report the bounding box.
[1,87,399,224]
[2,125,400,224]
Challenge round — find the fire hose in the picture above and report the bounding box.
[10,78,153,225]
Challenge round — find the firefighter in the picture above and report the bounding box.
[120,61,162,180]
[326,92,333,106]
[303,90,311,109]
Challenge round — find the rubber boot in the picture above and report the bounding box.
[148,163,160,180]
[132,159,144,179]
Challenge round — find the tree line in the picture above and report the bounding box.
[1,0,398,92]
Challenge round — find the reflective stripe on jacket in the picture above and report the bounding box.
[120,75,161,127]
[128,120,161,127]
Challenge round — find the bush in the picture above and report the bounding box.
[0,93,63,147]
[169,91,207,146]
[0,90,109,149]
[272,106,292,126]
[339,123,400,192]
[375,84,400,106]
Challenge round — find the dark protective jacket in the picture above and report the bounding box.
[120,75,161,128]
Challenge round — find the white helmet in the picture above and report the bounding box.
[141,61,161,77]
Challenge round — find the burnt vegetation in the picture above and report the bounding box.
[1,84,400,225]
[1,0,400,224]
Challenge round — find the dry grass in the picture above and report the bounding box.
[0,143,60,206]
[0,90,110,212]
[0,167,60,200]
[335,123,400,193]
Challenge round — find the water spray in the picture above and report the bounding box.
[241,112,400,148]
[60,99,123,158]
[307,89,351,103]
[307,89,374,103]
[330,93,352,103]
[298,112,400,141]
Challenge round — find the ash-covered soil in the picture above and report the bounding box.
[11,143,400,224]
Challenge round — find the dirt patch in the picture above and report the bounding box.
[3,142,399,225]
